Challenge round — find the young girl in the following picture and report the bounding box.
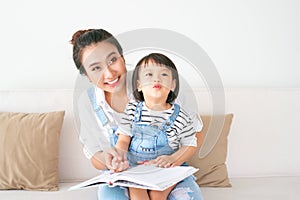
[115,53,198,200]
[71,29,203,200]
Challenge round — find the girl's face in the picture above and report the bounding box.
[82,41,126,94]
[137,62,176,104]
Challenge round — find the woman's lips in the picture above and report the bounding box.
[105,77,119,86]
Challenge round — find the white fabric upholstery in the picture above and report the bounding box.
[1,177,299,200]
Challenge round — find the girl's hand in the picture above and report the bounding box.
[146,155,176,168]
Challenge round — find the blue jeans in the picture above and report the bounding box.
[97,175,203,200]
[97,185,129,200]
[168,175,203,200]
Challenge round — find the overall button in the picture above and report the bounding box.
[109,129,114,134]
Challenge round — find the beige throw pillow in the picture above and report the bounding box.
[187,114,233,187]
[0,111,65,191]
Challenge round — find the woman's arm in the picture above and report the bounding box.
[91,143,130,171]
[91,151,109,170]
[78,92,113,169]
[90,147,125,170]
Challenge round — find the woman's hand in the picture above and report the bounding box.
[103,147,129,172]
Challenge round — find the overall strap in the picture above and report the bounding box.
[133,101,143,123]
[87,87,109,126]
[160,103,180,131]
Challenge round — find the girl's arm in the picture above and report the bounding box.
[154,131,204,167]
[154,146,196,167]
[171,146,196,166]
[115,134,131,152]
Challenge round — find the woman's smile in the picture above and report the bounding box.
[105,77,120,87]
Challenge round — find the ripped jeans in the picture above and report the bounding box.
[97,175,203,200]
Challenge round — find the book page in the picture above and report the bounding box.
[69,165,198,191]
[68,170,115,190]
[111,165,198,191]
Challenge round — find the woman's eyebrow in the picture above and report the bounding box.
[88,61,101,68]
[106,51,117,58]
[88,52,117,68]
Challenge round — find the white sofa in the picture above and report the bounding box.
[0,89,299,200]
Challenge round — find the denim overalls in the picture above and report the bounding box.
[87,87,118,146]
[127,102,180,166]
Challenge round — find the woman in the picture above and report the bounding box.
[70,29,204,200]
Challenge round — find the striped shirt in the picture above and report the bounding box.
[116,101,197,150]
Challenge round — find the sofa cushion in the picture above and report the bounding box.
[187,114,233,187]
[0,111,65,191]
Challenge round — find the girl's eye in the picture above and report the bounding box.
[161,73,169,77]
[145,73,152,77]
[107,56,117,66]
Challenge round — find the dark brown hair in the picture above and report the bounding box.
[70,29,123,75]
[132,53,180,103]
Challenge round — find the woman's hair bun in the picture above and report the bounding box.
[70,29,94,45]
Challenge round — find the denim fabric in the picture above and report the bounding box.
[168,175,204,200]
[87,87,118,147]
[87,87,108,126]
[109,126,118,146]
[97,185,129,200]
[127,102,179,166]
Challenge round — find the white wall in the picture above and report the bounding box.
[0,0,299,89]
[1,0,299,179]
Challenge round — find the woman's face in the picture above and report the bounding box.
[82,41,126,94]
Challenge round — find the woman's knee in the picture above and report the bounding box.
[97,185,129,200]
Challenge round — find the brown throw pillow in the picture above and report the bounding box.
[0,111,65,191]
[187,114,233,187]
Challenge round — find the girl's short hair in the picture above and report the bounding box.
[70,29,123,75]
[132,53,180,103]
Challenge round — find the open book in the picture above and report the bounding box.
[69,165,198,191]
